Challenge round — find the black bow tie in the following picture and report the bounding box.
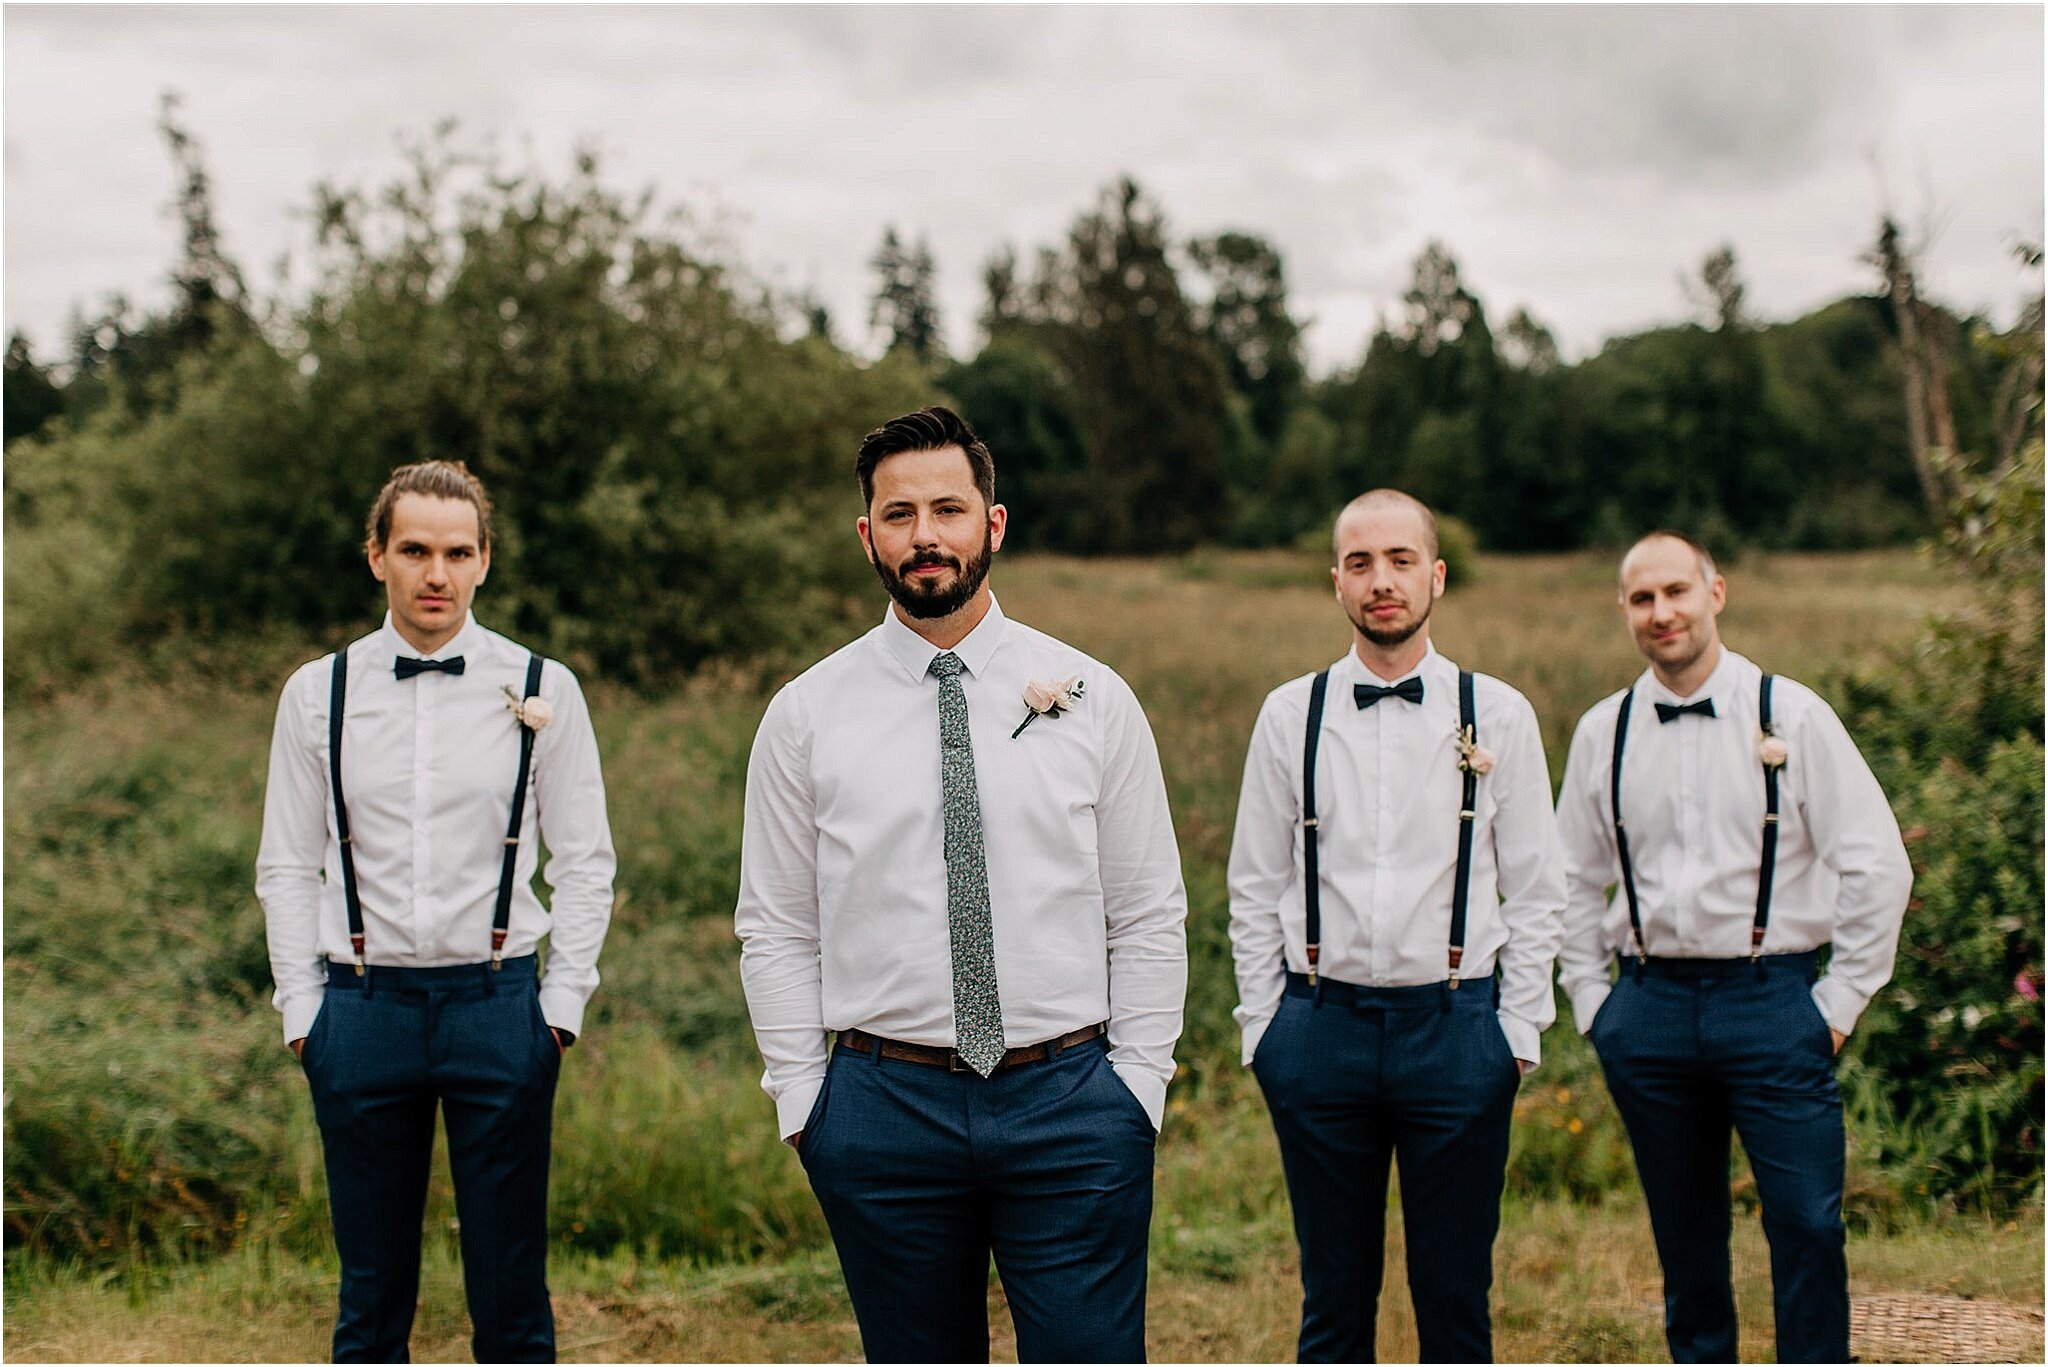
[1355,677,1425,710]
[1655,698,1716,723]
[394,655,466,680]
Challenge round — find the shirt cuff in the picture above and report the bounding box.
[777,1077,824,1145]
[280,989,325,1047]
[1109,1063,1168,1134]
[1569,981,1612,1037]
[1239,1013,1274,1068]
[538,985,589,1039]
[1811,976,1869,1037]
[1498,1012,1542,1069]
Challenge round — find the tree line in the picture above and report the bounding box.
[5,103,2041,688]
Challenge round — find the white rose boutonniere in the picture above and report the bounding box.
[501,685,554,732]
[1758,731,1789,768]
[1453,725,1496,775]
[1013,676,1085,738]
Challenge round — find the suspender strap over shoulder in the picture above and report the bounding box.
[1753,673,1780,964]
[1610,672,1783,977]
[1301,669,1331,986]
[1448,669,1478,988]
[329,650,367,974]
[1610,687,1646,969]
[492,651,546,970]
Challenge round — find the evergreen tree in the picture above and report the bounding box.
[868,226,944,362]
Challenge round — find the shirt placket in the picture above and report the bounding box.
[1369,698,1390,982]
[411,674,433,957]
[1675,715,1699,951]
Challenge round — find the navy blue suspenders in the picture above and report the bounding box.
[1610,672,1779,975]
[1301,667,1477,988]
[327,647,544,974]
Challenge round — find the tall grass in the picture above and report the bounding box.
[3,548,1980,1272]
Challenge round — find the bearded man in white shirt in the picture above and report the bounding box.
[256,460,616,1363]
[1555,531,1911,1364]
[1227,489,1566,1363]
[735,405,1187,1363]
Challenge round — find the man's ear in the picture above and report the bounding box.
[987,503,1008,554]
[367,540,388,583]
[856,515,876,563]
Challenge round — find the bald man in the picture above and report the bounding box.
[1555,531,1911,1363]
[1227,490,1566,1362]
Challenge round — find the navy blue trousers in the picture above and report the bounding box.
[1589,953,1848,1364]
[301,956,561,1363]
[799,1033,1156,1363]
[1253,974,1520,1364]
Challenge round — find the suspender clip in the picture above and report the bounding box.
[491,928,508,971]
[1305,944,1320,988]
[350,934,366,977]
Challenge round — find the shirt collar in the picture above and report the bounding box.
[1640,644,1751,707]
[1337,640,1447,690]
[379,610,483,664]
[876,594,1010,684]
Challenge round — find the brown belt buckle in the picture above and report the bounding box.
[948,1050,969,1073]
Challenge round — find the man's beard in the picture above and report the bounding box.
[1349,593,1433,647]
[871,526,995,620]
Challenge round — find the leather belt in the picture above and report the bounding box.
[835,1022,1107,1073]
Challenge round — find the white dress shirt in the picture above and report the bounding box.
[1555,647,1911,1037]
[735,597,1189,1140]
[1227,645,1567,1068]
[255,612,618,1045]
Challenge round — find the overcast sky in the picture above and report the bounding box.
[5,5,2041,372]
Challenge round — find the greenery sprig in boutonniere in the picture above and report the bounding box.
[1453,725,1496,775]
[501,685,554,731]
[1013,677,1084,738]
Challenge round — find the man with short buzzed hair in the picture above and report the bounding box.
[1555,530,1912,1363]
[1228,488,1566,1362]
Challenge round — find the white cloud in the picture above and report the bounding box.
[4,5,2039,370]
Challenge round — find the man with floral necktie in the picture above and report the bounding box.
[735,406,1187,1363]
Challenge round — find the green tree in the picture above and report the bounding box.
[869,226,943,363]
[1010,177,1231,554]
[3,333,63,445]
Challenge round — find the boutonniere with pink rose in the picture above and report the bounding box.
[1012,676,1085,738]
[1453,724,1496,775]
[501,685,554,732]
[1757,726,1788,768]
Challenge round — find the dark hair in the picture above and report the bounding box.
[1623,529,1718,585]
[855,406,995,509]
[365,460,494,551]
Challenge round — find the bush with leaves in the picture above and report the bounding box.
[1836,439,2044,1210]
[5,131,934,693]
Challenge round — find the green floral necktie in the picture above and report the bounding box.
[929,651,1005,1076]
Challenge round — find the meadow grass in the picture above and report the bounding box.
[8,546,2027,1362]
